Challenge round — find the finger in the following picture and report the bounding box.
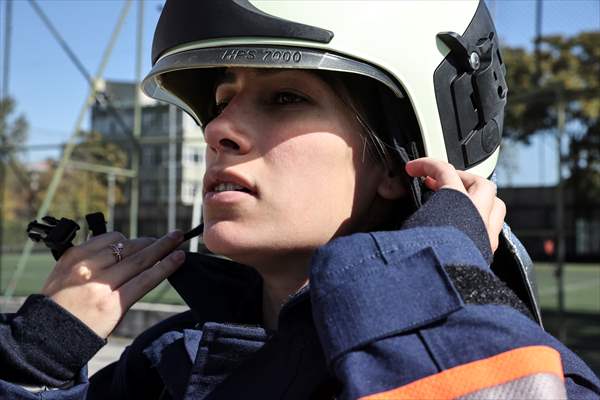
[104,230,184,288]
[423,176,439,191]
[60,231,127,264]
[88,237,156,270]
[117,250,185,309]
[456,171,497,218]
[82,231,128,252]
[456,170,497,195]
[406,158,465,193]
[488,198,507,252]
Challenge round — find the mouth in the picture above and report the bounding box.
[204,171,257,198]
[212,182,253,194]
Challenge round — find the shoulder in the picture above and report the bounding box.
[90,310,197,399]
[129,310,198,352]
[114,310,198,372]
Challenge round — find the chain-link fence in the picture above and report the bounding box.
[494,24,600,370]
[0,115,206,306]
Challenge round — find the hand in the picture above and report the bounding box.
[41,230,185,338]
[405,157,506,252]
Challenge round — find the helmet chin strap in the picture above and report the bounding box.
[183,223,204,242]
[390,137,430,214]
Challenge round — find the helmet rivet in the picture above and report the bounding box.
[469,52,480,70]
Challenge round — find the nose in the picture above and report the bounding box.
[203,101,253,156]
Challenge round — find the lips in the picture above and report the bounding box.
[203,169,257,197]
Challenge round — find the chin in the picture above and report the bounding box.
[203,221,259,261]
[203,220,324,269]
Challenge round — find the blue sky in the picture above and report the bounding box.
[2,0,599,186]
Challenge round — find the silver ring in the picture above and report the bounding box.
[110,242,125,263]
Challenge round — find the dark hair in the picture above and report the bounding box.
[315,70,423,227]
[314,70,422,172]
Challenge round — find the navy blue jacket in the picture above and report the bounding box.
[1,189,599,399]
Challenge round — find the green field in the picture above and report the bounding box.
[536,263,600,312]
[0,252,185,304]
[2,254,597,311]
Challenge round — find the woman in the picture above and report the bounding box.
[1,1,599,399]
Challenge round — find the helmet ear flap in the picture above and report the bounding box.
[434,1,506,171]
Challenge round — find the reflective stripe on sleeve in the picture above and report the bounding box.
[360,345,565,400]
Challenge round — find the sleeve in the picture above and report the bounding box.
[309,189,600,399]
[0,294,197,399]
[0,294,105,399]
[0,295,105,385]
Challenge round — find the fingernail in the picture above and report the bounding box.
[168,230,183,240]
[172,250,185,262]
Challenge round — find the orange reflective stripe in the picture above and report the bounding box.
[361,345,564,400]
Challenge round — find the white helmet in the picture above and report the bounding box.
[142,0,507,178]
[144,1,546,323]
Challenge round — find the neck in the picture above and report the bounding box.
[257,257,310,330]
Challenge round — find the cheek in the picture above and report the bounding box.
[264,131,359,219]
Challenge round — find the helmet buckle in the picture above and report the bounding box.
[437,31,477,72]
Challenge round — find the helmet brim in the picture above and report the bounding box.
[142,45,404,126]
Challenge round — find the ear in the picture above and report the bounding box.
[376,170,406,200]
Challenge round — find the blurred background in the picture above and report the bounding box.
[0,0,598,373]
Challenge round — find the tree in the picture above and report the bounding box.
[1,97,32,249]
[35,131,128,226]
[502,32,600,199]
[0,98,28,150]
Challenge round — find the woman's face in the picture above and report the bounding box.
[202,68,397,269]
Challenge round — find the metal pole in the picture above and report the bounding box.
[0,143,4,294]
[555,90,566,342]
[534,0,543,85]
[190,186,202,253]
[107,173,116,231]
[2,1,132,307]
[535,0,545,184]
[0,0,13,294]
[129,0,143,238]
[0,0,3,97]
[67,160,136,177]
[168,105,176,231]
[29,0,93,86]
[2,0,11,99]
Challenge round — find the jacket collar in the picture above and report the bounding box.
[168,252,263,324]
[168,252,312,329]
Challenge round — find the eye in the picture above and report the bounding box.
[273,91,306,105]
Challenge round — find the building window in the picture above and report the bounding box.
[141,183,155,202]
[183,146,203,166]
[162,110,170,132]
[576,218,600,255]
[143,147,154,165]
[154,145,162,165]
[158,182,169,203]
